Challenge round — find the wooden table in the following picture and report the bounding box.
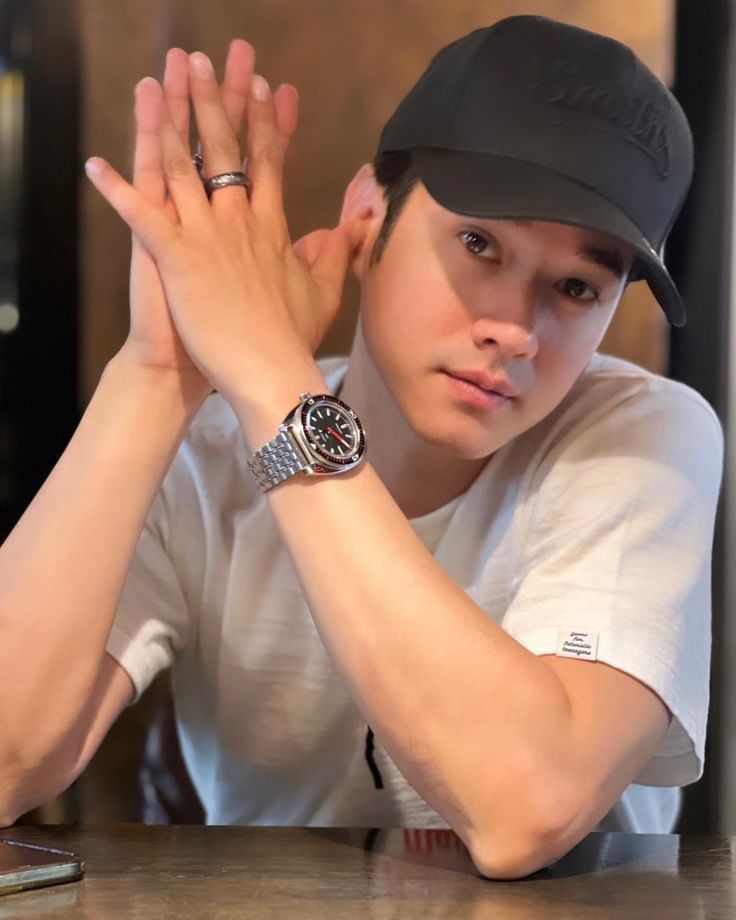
[1,825,733,917]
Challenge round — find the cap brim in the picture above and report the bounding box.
[411,149,686,328]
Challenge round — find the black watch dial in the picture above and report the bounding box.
[300,395,365,467]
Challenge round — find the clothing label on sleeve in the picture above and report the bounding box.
[555,628,599,661]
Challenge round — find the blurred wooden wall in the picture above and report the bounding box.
[27,0,676,824]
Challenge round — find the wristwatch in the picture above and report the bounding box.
[247,391,367,492]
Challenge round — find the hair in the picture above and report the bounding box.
[368,150,421,267]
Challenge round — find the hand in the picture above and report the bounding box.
[86,46,363,407]
[122,41,261,400]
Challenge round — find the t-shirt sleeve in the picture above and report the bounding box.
[105,485,192,705]
[501,384,724,787]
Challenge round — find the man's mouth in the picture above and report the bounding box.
[444,369,518,400]
[443,372,515,410]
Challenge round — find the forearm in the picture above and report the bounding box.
[0,348,206,771]
[234,371,574,874]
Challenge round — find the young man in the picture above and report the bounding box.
[0,16,724,878]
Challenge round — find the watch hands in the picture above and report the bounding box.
[327,426,351,448]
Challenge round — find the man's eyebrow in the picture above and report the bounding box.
[576,245,626,280]
[505,219,626,279]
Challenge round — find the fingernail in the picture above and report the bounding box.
[251,74,271,100]
[85,157,103,177]
[190,52,214,79]
[135,76,157,95]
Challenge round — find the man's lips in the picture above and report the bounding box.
[445,369,519,399]
[443,372,515,410]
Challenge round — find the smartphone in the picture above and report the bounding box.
[0,838,84,897]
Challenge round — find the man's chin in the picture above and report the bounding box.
[409,413,505,461]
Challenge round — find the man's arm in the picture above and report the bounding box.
[231,364,673,880]
[0,350,206,823]
[533,655,670,868]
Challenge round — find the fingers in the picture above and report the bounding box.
[273,82,299,139]
[85,157,172,255]
[133,77,166,207]
[163,48,191,147]
[134,44,298,239]
[246,74,291,228]
[189,51,245,201]
[221,39,255,133]
[158,88,211,224]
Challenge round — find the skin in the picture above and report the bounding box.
[339,176,637,518]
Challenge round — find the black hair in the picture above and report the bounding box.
[368,150,421,267]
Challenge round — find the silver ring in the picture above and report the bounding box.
[204,171,250,198]
[192,141,204,176]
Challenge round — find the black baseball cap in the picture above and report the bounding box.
[377,15,693,326]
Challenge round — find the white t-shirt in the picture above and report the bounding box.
[106,351,724,834]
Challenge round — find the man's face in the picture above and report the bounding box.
[357,181,635,460]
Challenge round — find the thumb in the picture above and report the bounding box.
[291,227,329,271]
[310,224,356,299]
[304,218,366,298]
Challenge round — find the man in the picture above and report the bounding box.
[0,16,723,879]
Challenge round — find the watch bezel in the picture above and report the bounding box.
[297,393,366,468]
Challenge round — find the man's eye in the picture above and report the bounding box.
[459,229,493,257]
[560,278,598,302]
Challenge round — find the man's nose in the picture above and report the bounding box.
[470,278,540,361]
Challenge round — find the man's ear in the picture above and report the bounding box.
[338,163,387,281]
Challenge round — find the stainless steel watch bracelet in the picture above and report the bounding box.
[247,428,308,492]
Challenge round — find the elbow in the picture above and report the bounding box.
[0,766,24,829]
[468,781,582,880]
[0,739,63,829]
[0,803,21,829]
[0,778,57,830]
[470,829,569,880]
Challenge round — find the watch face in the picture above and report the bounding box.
[299,395,366,467]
